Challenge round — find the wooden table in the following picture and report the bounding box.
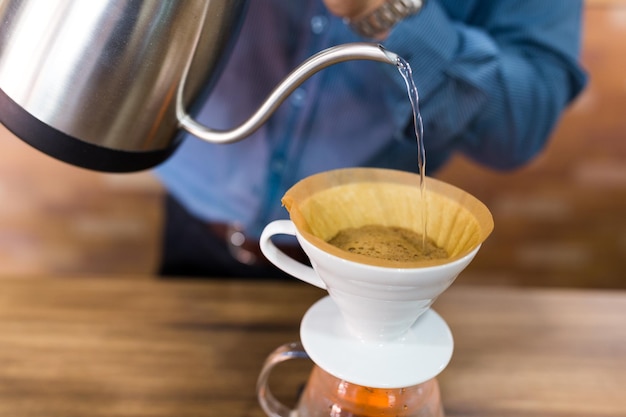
[0,277,624,417]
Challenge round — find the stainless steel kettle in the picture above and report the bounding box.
[0,0,398,172]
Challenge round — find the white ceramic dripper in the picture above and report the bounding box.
[260,167,493,387]
[261,167,493,340]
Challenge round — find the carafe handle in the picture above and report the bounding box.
[257,342,309,417]
[259,220,326,289]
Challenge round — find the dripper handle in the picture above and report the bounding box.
[260,220,327,289]
[257,342,310,417]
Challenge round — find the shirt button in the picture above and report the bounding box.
[290,88,307,107]
[311,15,328,34]
[271,158,285,172]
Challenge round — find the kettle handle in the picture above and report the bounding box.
[177,43,399,144]
[257,342,310,417]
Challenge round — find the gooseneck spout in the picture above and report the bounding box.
[178,43,400,144]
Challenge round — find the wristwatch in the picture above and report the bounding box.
[348,0,425,39]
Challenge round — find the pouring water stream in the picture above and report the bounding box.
[396,57,428,248]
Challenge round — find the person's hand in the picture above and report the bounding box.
[322,0,387,20]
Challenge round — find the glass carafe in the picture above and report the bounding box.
[257,342,444,417]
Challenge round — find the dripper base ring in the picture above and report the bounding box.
[300,296,453,388]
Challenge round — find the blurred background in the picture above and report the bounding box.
[0,0,624,288]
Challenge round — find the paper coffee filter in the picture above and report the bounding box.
[282,167,493,267]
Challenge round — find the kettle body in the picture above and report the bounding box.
[0,0,247,171]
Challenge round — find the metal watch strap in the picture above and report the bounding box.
[348,0,424,39]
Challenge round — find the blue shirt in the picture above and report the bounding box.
[155,0,587,238]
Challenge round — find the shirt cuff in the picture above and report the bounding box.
[383,0,460,98]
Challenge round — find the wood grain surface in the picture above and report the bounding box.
[0,277,623,417]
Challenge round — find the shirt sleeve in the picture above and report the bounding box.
[382,0,588,170]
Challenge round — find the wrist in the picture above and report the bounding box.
[347,0,426,39]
